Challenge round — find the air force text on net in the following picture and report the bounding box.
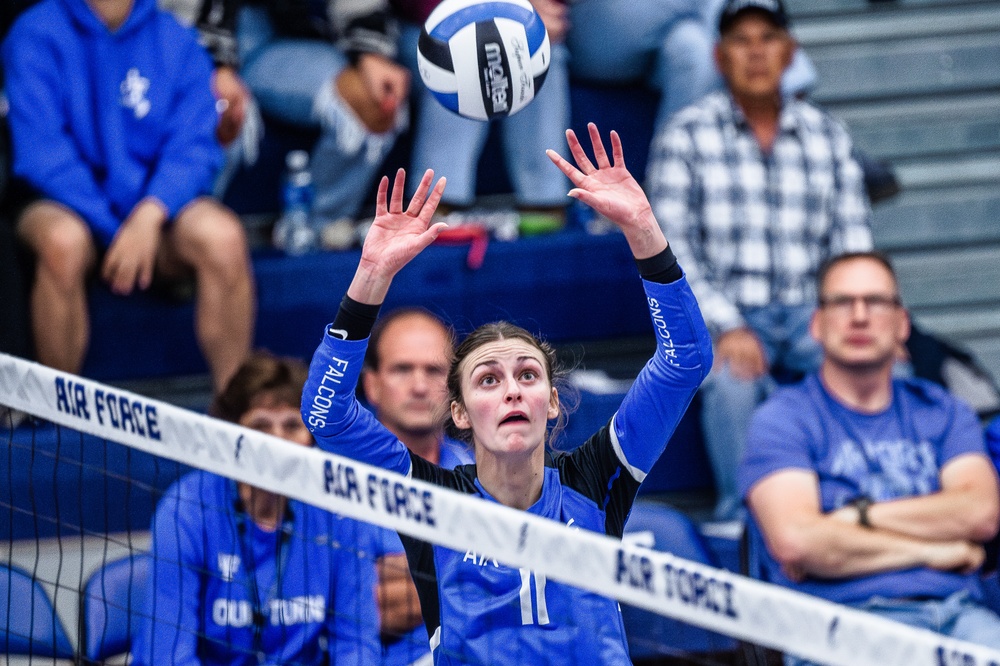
[53,375,161,441]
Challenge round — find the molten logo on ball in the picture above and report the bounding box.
[482,42,509,114]
[418,0,550,121]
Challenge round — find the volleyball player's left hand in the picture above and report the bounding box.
[362,169,446,277]
[547,123,665,258]
[546,123,655,234]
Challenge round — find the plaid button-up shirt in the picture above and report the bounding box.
[648,91,873,335]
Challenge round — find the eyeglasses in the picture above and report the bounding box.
[819,294,902,316]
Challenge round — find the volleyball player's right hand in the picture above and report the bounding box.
[348,169,447,305]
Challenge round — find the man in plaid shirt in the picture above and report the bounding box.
[647,0,873,520]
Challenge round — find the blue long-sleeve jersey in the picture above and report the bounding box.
[132,471,384,666]
[301,275,712,665]
[2,0,222,247]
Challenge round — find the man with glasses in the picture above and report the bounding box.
[740,252,1000,660]
[646,0,873,520]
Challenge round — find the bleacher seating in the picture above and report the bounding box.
[80,553,150,663]
[793,0,1000,379]
[0,563,74,659]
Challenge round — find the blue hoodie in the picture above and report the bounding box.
[131,471,385,666]
[2,0,222,246]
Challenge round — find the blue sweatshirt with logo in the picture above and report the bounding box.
[2,0,222,246]
[132,471,384,666]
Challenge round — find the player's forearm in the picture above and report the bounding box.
[347,260,394,306]
[620,208,667,261]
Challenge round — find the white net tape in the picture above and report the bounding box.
[3,351,1000,666]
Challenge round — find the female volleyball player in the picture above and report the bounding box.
[133,352,384,666]
[301,123,713,664]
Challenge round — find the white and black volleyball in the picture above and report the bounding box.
[417,0,551,121]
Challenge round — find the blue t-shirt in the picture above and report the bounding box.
[985,415,1000,470]
[132,471,385,666]
[739,374,988,605]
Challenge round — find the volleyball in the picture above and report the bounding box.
[417,0,551,121]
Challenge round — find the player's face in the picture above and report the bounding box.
[363,316,451,439]
[451,339,559,460]
[239,400,312,447]
[811,258,910,372]
[715,13,795,102]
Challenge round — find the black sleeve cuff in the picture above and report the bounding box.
[330,295,381,340]
[634,246,682,284]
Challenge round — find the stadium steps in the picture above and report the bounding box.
[793,0,1000,380]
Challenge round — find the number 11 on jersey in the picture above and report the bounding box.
[518,568,549,625]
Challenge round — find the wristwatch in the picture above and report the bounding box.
[849,496,873,528]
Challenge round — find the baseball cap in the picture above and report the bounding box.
[718,0,790,34]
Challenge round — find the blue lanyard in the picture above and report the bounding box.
[232,493,295,663]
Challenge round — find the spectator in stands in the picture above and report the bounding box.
[565,0,717,137]
[237,0,410,234]
[157,0,248,147]
[133,350,385,665]
[700,0,818,100]
[2,0,255,393]
[158,0,260,194]
[364,308,473,468]
[361,307,474,664]
[741,252,1000,659]
[393,0,570,233]
[646,0,873,520]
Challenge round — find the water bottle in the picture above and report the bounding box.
[272,150,317,255]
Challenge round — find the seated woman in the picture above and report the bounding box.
[132,351,384,665]
[300,124,713,664]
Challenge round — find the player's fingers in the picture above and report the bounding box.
[389,168,406,214]
[416,221,448,248]
[419,177,447,223]
[588,123,611,169]
[546,149,587,188]
[565,129,596,175]
[407,169,434,216]
[567,188,600,212]
[375,176,390,217]
[610,130,626,169]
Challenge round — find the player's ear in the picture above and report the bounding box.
[547,387,560,420]
[451,400,471,431]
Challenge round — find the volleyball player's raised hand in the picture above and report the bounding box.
[348,168,447,305]
[546,123,666,260]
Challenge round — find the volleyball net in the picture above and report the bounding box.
[4,351,1000,666]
